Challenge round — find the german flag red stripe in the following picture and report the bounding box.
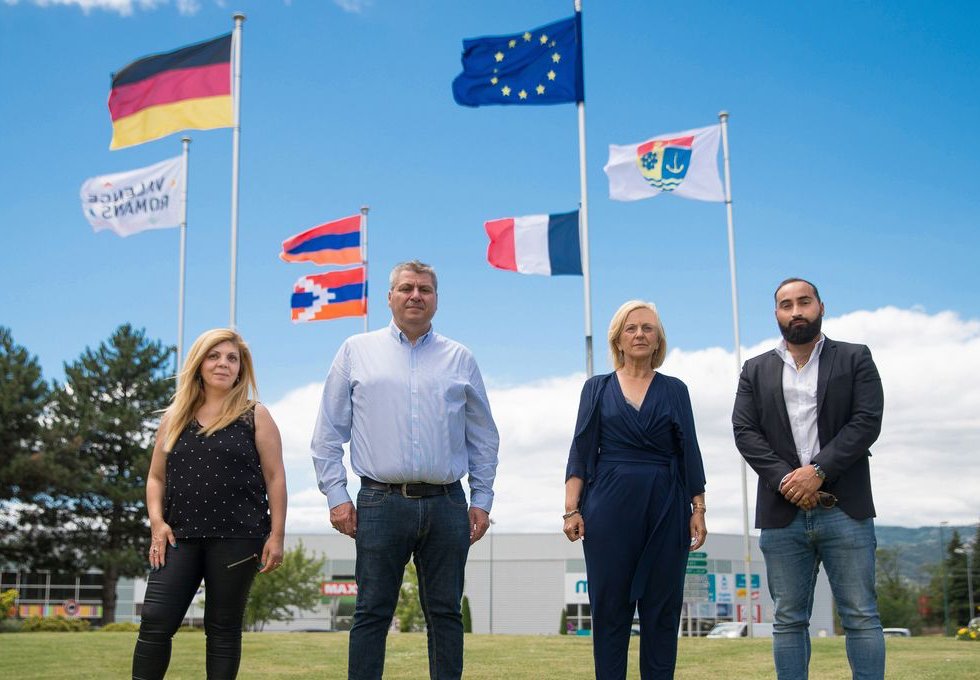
[109,63,230,121]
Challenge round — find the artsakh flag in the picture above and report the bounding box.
[485,210,581,276]
[291,267,367,323]
[280,215,362,266]
[108,34,233,150]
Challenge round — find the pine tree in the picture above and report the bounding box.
[461,594,472,633]
[9,325,173,624]
[946,529,970,627]
[0,326,48,502]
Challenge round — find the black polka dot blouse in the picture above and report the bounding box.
[164,407,272,539]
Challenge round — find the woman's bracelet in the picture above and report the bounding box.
[562,509,581,520]
[692,502,706,513]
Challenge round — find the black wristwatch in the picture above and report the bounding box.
[812,464,826,480]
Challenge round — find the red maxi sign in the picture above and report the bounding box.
[321,581,358,597]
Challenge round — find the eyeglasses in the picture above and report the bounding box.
[817,492,838,508]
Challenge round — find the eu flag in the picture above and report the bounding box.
[452,15,583,107]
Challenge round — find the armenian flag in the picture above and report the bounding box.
[291,268,367,323]
[280,215,362,266]
[108,33,233,150]
[485,210,581,276]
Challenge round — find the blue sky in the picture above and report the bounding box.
[2,0,978,531]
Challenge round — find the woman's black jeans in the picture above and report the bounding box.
[132,536,265,680]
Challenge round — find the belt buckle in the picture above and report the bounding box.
[401,482,422,499]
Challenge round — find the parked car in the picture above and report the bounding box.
[706,622,773,638]
[882,627,912,637]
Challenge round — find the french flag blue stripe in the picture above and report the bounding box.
[546,211,582,275]
[287,231,360,255]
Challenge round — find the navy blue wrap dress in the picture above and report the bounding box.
[566,372,706,680]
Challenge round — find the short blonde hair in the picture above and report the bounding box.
[607,300,668,370]
[162,328,258,452]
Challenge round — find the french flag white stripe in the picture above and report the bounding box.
[513,214,550,275]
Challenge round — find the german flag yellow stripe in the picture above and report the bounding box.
[110,95,232,150]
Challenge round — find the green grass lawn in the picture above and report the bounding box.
[1,631,977,679]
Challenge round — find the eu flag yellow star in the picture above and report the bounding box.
[452,15,582,107]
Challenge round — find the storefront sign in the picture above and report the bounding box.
[321,581,358,597]
[565,573,589,604]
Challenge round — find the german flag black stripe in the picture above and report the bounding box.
[111,33,231,88]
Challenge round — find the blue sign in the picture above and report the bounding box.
[735,573,761,589]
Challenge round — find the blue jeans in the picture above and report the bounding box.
[348,483,471,680]
[760,506,884,680]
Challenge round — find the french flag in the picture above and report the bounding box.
[485,210,582,276]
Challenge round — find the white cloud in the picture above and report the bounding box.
[8,0,201,15]
[175,0,199,15]
[265,307,980,537]
[332,0,371,14]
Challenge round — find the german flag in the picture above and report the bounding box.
[109,34,233,150]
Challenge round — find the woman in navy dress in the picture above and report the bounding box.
[563,300,707,680]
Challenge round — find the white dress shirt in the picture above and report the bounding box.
[311,320,500,512]
[774,334,825,483]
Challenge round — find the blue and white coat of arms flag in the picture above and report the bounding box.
[604,124,724,202]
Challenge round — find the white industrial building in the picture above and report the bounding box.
[265,531,835,636]
[10,531,835,636]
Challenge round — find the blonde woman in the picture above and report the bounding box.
[563,301,707,680]
[132,329,286,680]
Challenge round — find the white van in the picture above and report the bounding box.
[706,622,774,638]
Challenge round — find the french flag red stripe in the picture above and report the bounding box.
[485,218,518,272]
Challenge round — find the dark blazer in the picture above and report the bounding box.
[565,372,706,509]
[732,337,883,529]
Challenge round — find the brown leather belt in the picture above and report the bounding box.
[360,477,461,499]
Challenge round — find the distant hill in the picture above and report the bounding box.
[875,524,978,585]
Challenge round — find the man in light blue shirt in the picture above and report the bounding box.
[311,259,499,680]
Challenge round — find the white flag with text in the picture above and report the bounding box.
[604,124,724,202]
[80,156,183,237]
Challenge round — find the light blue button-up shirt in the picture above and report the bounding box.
[311,320,500,512]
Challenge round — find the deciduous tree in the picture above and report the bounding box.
[244,541,326,631]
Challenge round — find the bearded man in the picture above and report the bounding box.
[732,278,886,680]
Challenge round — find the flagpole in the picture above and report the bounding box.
[177,136,191,381]
[719,110,754,637]
[360,205,370,334]
[575,0,593,377]
[229,12,245,328]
